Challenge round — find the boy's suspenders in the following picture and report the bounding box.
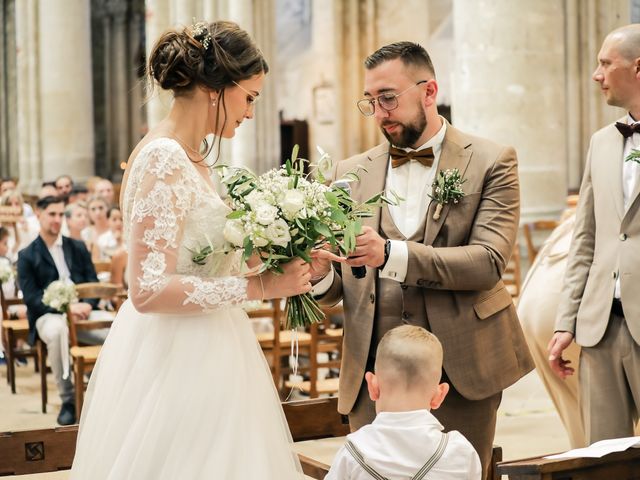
[344,432,450,480]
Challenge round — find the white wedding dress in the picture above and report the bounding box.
[70,138,303,479]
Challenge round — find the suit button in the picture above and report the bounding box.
[402,312,410,320]
[620,233,627,241]
[369,293,375,303]
[613,271,618,279]
[401,284,408,290]
[417,279,424,286]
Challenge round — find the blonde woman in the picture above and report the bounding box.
[0,190,39,261]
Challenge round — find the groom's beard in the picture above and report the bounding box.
[380,108,427,148]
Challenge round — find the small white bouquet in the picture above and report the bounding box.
[42,280,77,313]
[216,146,397,329]
[0,259,14,284]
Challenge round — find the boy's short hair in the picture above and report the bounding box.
[0,226,9,241]
[375,325,443,390]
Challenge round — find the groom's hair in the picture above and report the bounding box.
[365,42,436,78]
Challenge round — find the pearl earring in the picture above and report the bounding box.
[211,99,217,107]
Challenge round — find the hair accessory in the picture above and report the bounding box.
[191,21,212,51]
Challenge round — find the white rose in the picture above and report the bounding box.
[246,190,266,211]
[223,219,246,247]
[254,202,279,226]
[265,219,292,247]
[252,233,269,248]
[281,189,306,220]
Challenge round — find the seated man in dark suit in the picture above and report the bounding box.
[18,196,108,425]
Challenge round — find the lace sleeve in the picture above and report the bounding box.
[126,142,248,314]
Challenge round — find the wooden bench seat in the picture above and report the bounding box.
[497,447,640,479]
[285,377,340,395]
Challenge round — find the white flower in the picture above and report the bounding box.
[246,190,267,211]
[223,219,247,247]
[0,259,13,284]
[281,189,306,220]
[254,202,279,226]
[265,219,291,247]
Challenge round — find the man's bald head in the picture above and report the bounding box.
[607,24,640,61]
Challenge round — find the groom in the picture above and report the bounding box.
[312,42,533,475]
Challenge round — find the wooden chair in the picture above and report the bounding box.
[522,220,560,263]
[503,240,522,299]
[0,283,48,413]
[249,299,312,392]
[66,282,120,419]
[285,305,344,398]
[92,260,112,275]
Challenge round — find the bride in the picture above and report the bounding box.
[70,21,310,479]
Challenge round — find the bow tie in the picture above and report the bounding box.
[615,121,640,138]
[389,146,435,168]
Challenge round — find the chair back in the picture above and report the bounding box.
[66,282,120,347]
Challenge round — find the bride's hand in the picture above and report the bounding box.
[247,259,312,300]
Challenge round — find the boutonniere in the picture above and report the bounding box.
[626,149,640,164]
[429,168,466,220]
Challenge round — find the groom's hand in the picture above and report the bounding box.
[547,331,575,379]
[346,226,386,268]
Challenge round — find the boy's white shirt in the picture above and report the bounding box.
[325,409,481,480]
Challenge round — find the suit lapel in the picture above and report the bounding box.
[62,237,73,276]
[424,124,472,246]
[356,143,390,233]
[608,119,625,220]
[35,237,56,270]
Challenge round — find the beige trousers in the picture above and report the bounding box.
[580,312,640,443]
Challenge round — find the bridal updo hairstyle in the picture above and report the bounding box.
[147,21,268,161]
[148,20,268,95]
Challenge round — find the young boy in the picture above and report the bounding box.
[326,325,481,479]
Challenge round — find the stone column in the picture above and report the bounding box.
[227,0,259,171]
[38,0,94,183]
[145,0,172,128]
[171,0,197,25]
[451,0,566,222]
[15,0,41,193]
[110,3,131,178]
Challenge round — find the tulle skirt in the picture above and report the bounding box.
[70,300,303,479]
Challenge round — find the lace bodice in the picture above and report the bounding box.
[122,138,247,313]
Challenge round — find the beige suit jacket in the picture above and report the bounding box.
[319,124,534,414]
[556,119,640,346]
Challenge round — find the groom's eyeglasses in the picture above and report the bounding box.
[233,81,260,109]
[357,80,427,116]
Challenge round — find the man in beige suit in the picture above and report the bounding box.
[549,25,640,443]
[311,42,533,476]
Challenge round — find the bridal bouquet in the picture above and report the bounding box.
[42,280,77,313]
[216,146,396,328]
[0,259,14,284]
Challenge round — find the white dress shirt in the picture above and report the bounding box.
[312,119,447,294]
[615,114,640,299]
[325,409,481,480]
[48,235,71,281]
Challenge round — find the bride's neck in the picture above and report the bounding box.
[163,96,209,151]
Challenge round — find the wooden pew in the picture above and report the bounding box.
[0,397,349,478]
[497,447,640,479]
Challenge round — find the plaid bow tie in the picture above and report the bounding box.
[615,121,640,138]
[389,146,435,168]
